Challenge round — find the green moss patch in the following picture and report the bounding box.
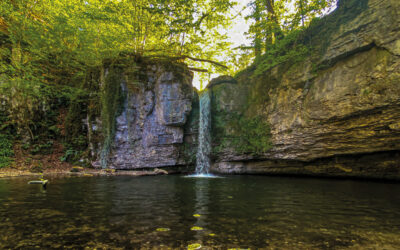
[100,66,126,169]
[212,111,272,155]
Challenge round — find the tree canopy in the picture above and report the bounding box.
[0,0,338,136]
[0,0,236,133]
[245,0,337,60]
[0,0,235,69]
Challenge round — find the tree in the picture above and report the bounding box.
[0,0,237,137]
[246,0,336,59]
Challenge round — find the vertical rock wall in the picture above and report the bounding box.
[92,62,197,169]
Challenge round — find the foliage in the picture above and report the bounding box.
[0,0,237,162]
[225,48,255,76]
[246,0,336,54]
[63,90,90,162]
[239,0,336,75]
[0,0,236,77]
[30,140,54,155]
[60,149,79,163]
[0,109,14,168]
[253,29,310,76]
[0,134,14,168]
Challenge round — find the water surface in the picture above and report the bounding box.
[1,175,399,249]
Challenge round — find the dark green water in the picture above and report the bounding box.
[1,175,400,249]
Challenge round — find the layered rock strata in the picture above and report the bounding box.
[210,0,400,179]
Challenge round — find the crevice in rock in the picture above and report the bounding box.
[318,42,376,71]
[212,150,400,180]
[318,104,400,123]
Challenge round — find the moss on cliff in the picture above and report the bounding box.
[210,83,272,156]
[212,111,272,155]
[180,89,199,164]
[99,66,126,168]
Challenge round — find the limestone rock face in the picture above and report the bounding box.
[210,0,400,179]
[212,151,400,180]
[93,63,196,169]
[267,47,400,161]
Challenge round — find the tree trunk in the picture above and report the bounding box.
[254,0,262,60]
[264,0,283,47]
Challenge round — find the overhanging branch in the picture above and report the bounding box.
[145,54,228,70]
[188,67,208,72]
[176,55,228,69]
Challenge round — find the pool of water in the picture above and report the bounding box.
[0,175,400,249]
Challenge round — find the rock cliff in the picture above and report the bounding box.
[210,0,400,179]
[90,61,198,169]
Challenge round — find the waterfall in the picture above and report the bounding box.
[195,90,211,174]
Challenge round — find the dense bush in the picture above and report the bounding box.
[0,134,13,168]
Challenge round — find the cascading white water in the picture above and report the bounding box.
[195,90,211,174]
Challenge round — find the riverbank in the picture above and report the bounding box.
[0,167,170,179]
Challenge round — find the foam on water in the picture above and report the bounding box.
[184,173,223,178]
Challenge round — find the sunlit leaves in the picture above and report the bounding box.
[0,0,237,132]
[246,0,337,55]
[1,0,236,68]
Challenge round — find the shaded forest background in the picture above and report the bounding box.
[0,0,336,169]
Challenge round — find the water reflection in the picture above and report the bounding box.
[0,176,399,249]
[192,178,210,241]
